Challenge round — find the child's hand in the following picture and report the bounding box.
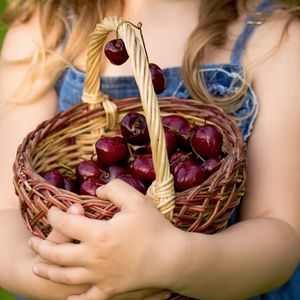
[108,289,171,300]
[28,179,188,300]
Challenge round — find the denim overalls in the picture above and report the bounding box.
[16,1,300,299]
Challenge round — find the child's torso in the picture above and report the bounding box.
[53,1,300,299]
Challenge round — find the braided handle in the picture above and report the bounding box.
[82,16,175,219]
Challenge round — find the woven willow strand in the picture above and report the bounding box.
[83,16,175,219]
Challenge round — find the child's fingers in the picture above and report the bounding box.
[47,206,105,242]
[144,290,172,300]
[47,203,84,243]
[32,263,91,285]
[29,237,86,267]
[67,285,107,300]
[96,179,146,211]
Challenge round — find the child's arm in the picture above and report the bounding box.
[27,18,300,300]
[0,15,88,299]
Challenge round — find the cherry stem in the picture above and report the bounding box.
[91,153,97,161]
[116,21,149,63]
[127,143,135,160]
[59,163,75,175]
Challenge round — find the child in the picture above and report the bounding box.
[1,0,300,299]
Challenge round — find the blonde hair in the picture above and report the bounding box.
[2,0,300,114]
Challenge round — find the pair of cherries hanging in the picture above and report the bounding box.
[104,21,166,94]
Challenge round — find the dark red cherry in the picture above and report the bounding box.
[43,170,64,188]
[191,124,223,159]
[79,177,103,196]
[120,112,150,145]
[96,136,129,167]
[201,157,221,175]
[146,127,177,156]
[76,160,102,183]
[162,115,190,133]
[169,151,192,173]
[130,154,155,183]
[117,174,147,194]
[104,39,129,65]
[149,63,166,94]
[134,146,148,155]
[164,128,177,156]
[173,161,207,192]
[177,124,197,149]
[63,176,78,192]
[99,164,129,184]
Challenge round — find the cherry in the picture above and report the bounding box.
[120,112,150,145]
[134,146,148,155]
[169,151,192,173]
[79,177,103,196]
[76,160,102,183]
[99,164,129,184]
[173,161,207,192]
[177,124,197,149]
[149,63,166,94]
[162,115,190,133]
[146,127,177,156]
[130,154,155,183]
[117,174,147,194]
[63,176,78,192]
[96,136,129,167]
[201,157,221,175]
[190,124,223,159]
[43,170,64,188]
[104,39,129,65]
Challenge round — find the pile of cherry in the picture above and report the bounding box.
[42,112,225,196]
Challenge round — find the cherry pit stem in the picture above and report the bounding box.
[116,21,150,63]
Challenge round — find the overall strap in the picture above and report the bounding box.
[230,0,277,65]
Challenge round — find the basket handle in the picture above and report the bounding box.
[82,16,175,219]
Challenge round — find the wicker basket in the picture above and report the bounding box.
[13,16,247,300]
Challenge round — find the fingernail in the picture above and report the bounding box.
[28,237,38,247]
[67,203,81,215]
[32,265,39,275]
[96,185,104,195]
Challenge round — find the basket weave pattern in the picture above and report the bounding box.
[13,17,247,300]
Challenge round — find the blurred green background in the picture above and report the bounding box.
[0,0,7,47]
[0,2,17,300]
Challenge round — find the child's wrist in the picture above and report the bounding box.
[152,226,192,292]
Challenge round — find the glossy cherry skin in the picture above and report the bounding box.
[79,177,103,196]
[190,124,223,159]
[169,151,192,173]
[178,124,197,149]
[99,164,129,184]
[96,136,129,167]
[63,176,78,193]
[43,170,64,188]
[120,112,150,145]
[75,160,102,183]
[117,174,147,194]
[162,115,190,133]
[149,63,166,94]
[173,161,207,192]
[104,39,129,65]
[201,157,221,175]
[130,154,155,183]
[146,127,177,156]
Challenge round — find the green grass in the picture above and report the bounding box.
[0,288,16,300]
[0,2,16,298]
[0,0,7,47]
